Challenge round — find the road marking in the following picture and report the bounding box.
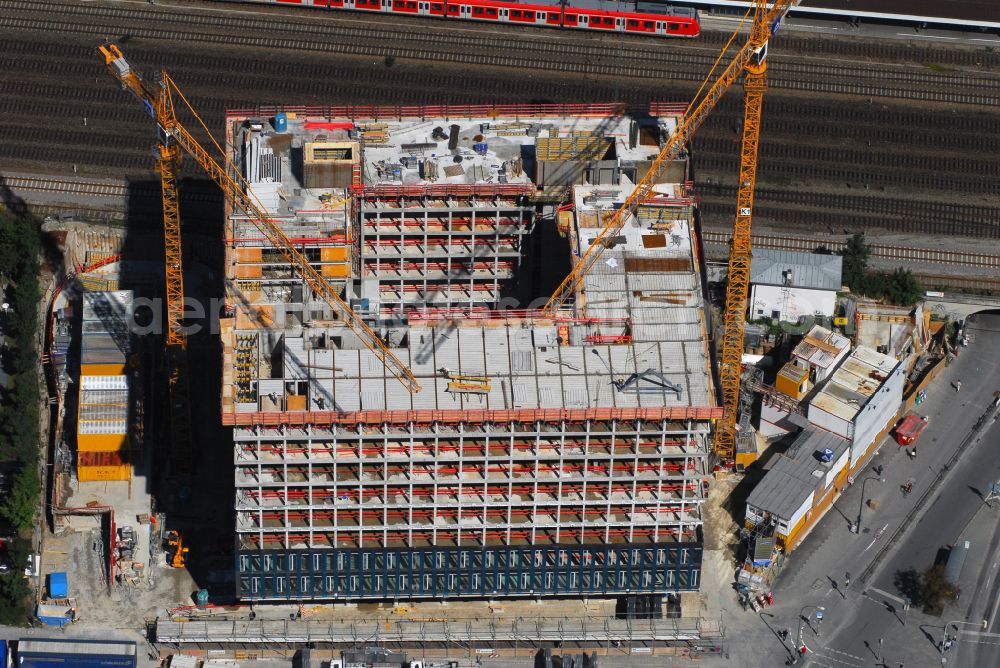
[864,586,905,606]
[822,646,867,661]
[989,587,1000,629]
[900,33,958,40]
[959,630,1000,639]
[808,652,864,667]
[863,523,889,552]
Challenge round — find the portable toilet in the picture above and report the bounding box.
[274,113,288,133]
[48,571,68,598]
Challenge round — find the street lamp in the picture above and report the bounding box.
[941,619,988,653]
[854,476,882,534]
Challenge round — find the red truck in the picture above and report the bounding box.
[895,414,929,446]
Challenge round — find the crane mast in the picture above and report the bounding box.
[715,3,773,460]
[99,44,422,395]
[541,0,793,461]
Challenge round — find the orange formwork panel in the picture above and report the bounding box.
[236,247,263,262]
[235,264,263,279]
[321,264,350,278]
[320,247,349,262]
[287,395,307,411]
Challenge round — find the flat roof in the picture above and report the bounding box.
[223,105,716,422]
[810,346,901,422]
[17,639,136,657]
[749,249,842,291]
[746,428,849,520]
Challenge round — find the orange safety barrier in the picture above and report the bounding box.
[243,438,695,457]
[243,482,699,500]
[358,183,535,197]
[224,406,723,427]
[228,102,636,122]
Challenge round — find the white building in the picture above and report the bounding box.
[749,250,843,323]
[807,345,905,465]
[758,325,851,439]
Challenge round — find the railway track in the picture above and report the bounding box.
[5,0,1000,106]
[696,184,1000,240]
[5,174,997,274]
[700,230,1000,269]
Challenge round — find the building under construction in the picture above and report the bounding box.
[221,103,721,601]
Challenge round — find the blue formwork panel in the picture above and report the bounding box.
[235,543,703,601]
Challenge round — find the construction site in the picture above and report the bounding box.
[221,103,719,602]
[24,0,826,661]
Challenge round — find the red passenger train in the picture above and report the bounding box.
[228,0,700,37]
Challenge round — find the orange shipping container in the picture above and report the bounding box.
[77,433,128,452]
[78,465,131,482]
[80,363,127,376]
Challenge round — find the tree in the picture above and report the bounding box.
[865,268,923,306]
[920,564,960,616]
[0,536,33,625]
[839,233,870,293]
[0,467,39,533]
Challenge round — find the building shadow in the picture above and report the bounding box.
[120,176,231,591]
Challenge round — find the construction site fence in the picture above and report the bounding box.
[227,102,689,122]
[223,406,723,428]
[155,615,721,647]
[357,184,535,198]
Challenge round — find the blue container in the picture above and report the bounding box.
[48,571,68,598]
[274,113,288,132]
[195,588,210,606]
[473,142,488,155]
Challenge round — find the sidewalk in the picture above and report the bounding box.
[724,318,1000,666]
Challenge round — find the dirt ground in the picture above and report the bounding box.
[42,526,198,629]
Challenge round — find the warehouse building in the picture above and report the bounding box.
[221,103,720,601]
[748,249,842,324]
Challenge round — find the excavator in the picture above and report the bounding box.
[164,530,188,569]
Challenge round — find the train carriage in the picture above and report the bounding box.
[223,0,700,37]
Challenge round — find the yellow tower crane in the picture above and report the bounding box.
[542,0,796,461]
[98,45,422,398]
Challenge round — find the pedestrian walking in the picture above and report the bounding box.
[845,572,851,588]
[908,448,917,459]
[956,380,962,392]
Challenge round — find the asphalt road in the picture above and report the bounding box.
[808,311,1000,668]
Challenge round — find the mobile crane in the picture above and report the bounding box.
[542,0,796,461]
[98,45,421,402]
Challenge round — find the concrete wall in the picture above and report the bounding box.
[750,285,836,323]
[850,361,906,463]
